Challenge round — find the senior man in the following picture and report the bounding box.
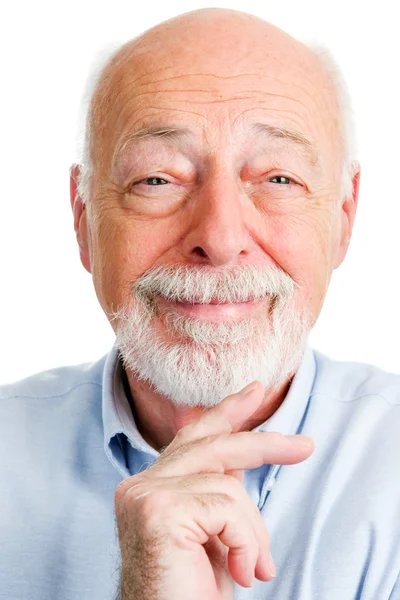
[1,7,400,600]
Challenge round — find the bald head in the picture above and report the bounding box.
[77,8,356,204]
[106,8,309,72]
[70,8,360,413]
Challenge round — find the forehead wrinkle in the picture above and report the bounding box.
[100,61,333,149]
[121,87,316,111]
[129,70,326,113]
[130,89,263,101]
[165,96,266,105]
[135,71,264,84]
[120,80,326,131]
[109,68,265,105]
[128,74,318,108]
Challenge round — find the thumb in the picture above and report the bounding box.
[168,382,265,448]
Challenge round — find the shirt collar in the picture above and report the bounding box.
[102,342,316,476]
[256,345,316,435]
[102,343,158,478]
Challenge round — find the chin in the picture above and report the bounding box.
[113,300,311,408]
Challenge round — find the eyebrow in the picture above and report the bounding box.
[112,127,191,170]
[112,122,320,170]
[251,122,320,166]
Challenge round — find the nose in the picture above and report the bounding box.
[181,174,255,267]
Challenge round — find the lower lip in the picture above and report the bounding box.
[165,299,264,320]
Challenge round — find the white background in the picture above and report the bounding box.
[0,0,399,384]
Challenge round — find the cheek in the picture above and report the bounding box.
[90,210,177,311]
[260,201,337,319]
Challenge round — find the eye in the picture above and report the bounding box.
[144,177,169,186]
[268,176,293,184]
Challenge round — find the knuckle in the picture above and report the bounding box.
[114,473,146,505]
[114,481,130,505]
[117,487,178,534]
[133,489,182,533]
[223,473,246,497]
[135,488,177,517]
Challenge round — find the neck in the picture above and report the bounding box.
[122,367,292,451]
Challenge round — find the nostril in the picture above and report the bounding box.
[193,246,208,258]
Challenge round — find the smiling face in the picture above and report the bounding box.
[71,9,359,405]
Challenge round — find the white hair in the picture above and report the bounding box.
[75,43,122,205]
[306,41,358,199]
[75,37,357,204]
[111,264,311,407]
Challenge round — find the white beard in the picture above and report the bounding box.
[111,264,311,407]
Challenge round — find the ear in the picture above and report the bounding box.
[333,163,361,269]
[70,164,92,274]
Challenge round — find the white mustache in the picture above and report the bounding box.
[132,264,295,305]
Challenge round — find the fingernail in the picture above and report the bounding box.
[267,553,276,578]
[286,434,314,449]
[240,382,259,396]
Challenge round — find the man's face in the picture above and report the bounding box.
[73,13,358,405]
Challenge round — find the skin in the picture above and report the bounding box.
[69,8,360,596]
[115,383,314,598]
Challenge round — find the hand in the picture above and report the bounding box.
[115,381,314,600]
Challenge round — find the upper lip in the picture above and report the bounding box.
[173,298,257,305]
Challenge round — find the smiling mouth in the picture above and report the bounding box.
[176,299,256,306]
[160,297,266,321]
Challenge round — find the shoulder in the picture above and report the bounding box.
[0,353,107,405]
[305,351,400,530]
[311,349,400,407]
[0,352,110,460]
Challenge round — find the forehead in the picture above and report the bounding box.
[91,33,340,167]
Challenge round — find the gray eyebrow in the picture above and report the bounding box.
[112,123,320,171]
[112,127,191,170]
[252,122,320,166]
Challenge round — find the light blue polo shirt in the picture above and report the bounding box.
[1,344,399,600]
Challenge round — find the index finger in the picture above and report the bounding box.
[153,431,315,478]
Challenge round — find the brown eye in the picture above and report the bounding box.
[269,176,292,184]
[145,177,168,186]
